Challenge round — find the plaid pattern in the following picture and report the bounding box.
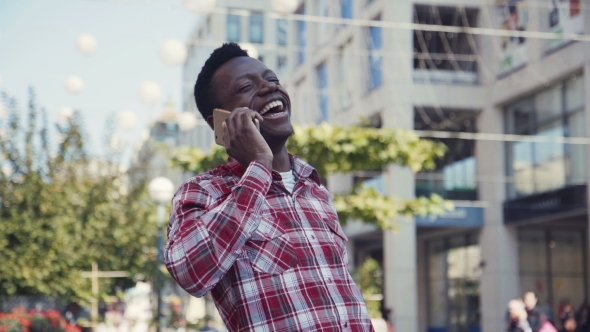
[165,155,374,332]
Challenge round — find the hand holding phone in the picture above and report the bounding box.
[213,107,272,170]
[213,108,259,146]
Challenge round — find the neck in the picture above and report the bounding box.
[271,146,291,172]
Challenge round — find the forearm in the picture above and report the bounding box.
[164,162,272,296]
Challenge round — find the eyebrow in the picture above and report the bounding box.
[235,69,275,82]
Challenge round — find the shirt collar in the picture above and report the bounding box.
[226,154,322,185]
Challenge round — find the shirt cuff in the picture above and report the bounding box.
[237,161,272,194]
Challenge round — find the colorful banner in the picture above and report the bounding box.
[498,0,529,76]
[546,0,584,51]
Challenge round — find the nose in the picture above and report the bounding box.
[257,80,278,96]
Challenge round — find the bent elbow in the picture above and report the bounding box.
[164,244,215,298]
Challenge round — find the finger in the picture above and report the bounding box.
[231,108,245,133]
[251,111,263,123]
[241,111,258,130]
[222,122,230,147]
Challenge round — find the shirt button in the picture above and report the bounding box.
[249,208,255,213]
[264,232,270,238]
[327,278,332,283]
[343,322,348,328]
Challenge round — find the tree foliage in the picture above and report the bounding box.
[170,124,446,176]
[354,258,383,319]
[0,90,158,298]
[168,123,452,230]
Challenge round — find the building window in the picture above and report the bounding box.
[277,55,287,74]
[227,14,241,42]
[249,12,263,44]
[338,42,353,111]
[340,0,353,19]
[316,62,328,123]
[427,233,481,332]
[519,227,587,329]
[366,16,382,91]
[413,5,479,84]
[415,108,478,200]
[277,19,287,46]
[297,7,307,64]
[505,74,585,199]
[317,0,330,46]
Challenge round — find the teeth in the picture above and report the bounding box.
[260,100,283,115]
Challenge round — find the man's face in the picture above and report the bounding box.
[524,292,537,309]
[209,56,293,144]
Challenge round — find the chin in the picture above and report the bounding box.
[262,124,294,143]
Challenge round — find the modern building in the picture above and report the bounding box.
[279,0,589,332]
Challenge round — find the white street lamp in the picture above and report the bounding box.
[65,75,84,94]
[117,110,139,131]
[147,176,175,332]
[76,33,98,56]
[58,107,74,122]
[148,177,175,205]
[159,39,188,66]
[271,0,299,14]
[138,81,162,105]
[177,112,199,132]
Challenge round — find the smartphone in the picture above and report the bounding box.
[213,108,260,146]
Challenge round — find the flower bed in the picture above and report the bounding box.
[0,308,81,332]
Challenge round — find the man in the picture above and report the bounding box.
[523,292,543,332]
[164,43,373,331]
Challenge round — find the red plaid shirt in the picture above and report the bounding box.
[165,155,374,332]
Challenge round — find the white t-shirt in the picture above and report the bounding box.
[279,171,296,193]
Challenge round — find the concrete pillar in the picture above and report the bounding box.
[477,105,520,332]
[380,1,417,330]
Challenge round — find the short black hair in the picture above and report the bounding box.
[194,43,250,120]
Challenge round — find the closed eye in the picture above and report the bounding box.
[237,83,252,93]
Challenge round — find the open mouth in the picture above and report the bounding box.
[259,100,284,116]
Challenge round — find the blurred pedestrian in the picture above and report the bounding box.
[524,292,544,332]
[507,298,533,332]
[577,300,590,332]
[558,300,577,332]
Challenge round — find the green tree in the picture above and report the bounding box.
[169,122,453,230]
[0,90,158,298]
[354,258,383,318]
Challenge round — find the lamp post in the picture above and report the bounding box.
[148,176,175,332]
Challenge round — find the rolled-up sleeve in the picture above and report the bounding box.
[164,162,272,297]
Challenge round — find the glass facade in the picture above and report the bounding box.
[277,19,287,46]
[249,13,263,44]
[413,6,478,75]
[427,233,481,332]
[367,17,383,91]
[519,227,587,329]
[316,63,328,123]
[415,108,478,201]
[338,42,353,111]
[297,8,307,64]
[226,14,241,42]
[341,0,353,19]
[505,74,585,199]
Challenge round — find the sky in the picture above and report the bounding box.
[0,0,199,163]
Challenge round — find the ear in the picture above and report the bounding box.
[206,115,214,130]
